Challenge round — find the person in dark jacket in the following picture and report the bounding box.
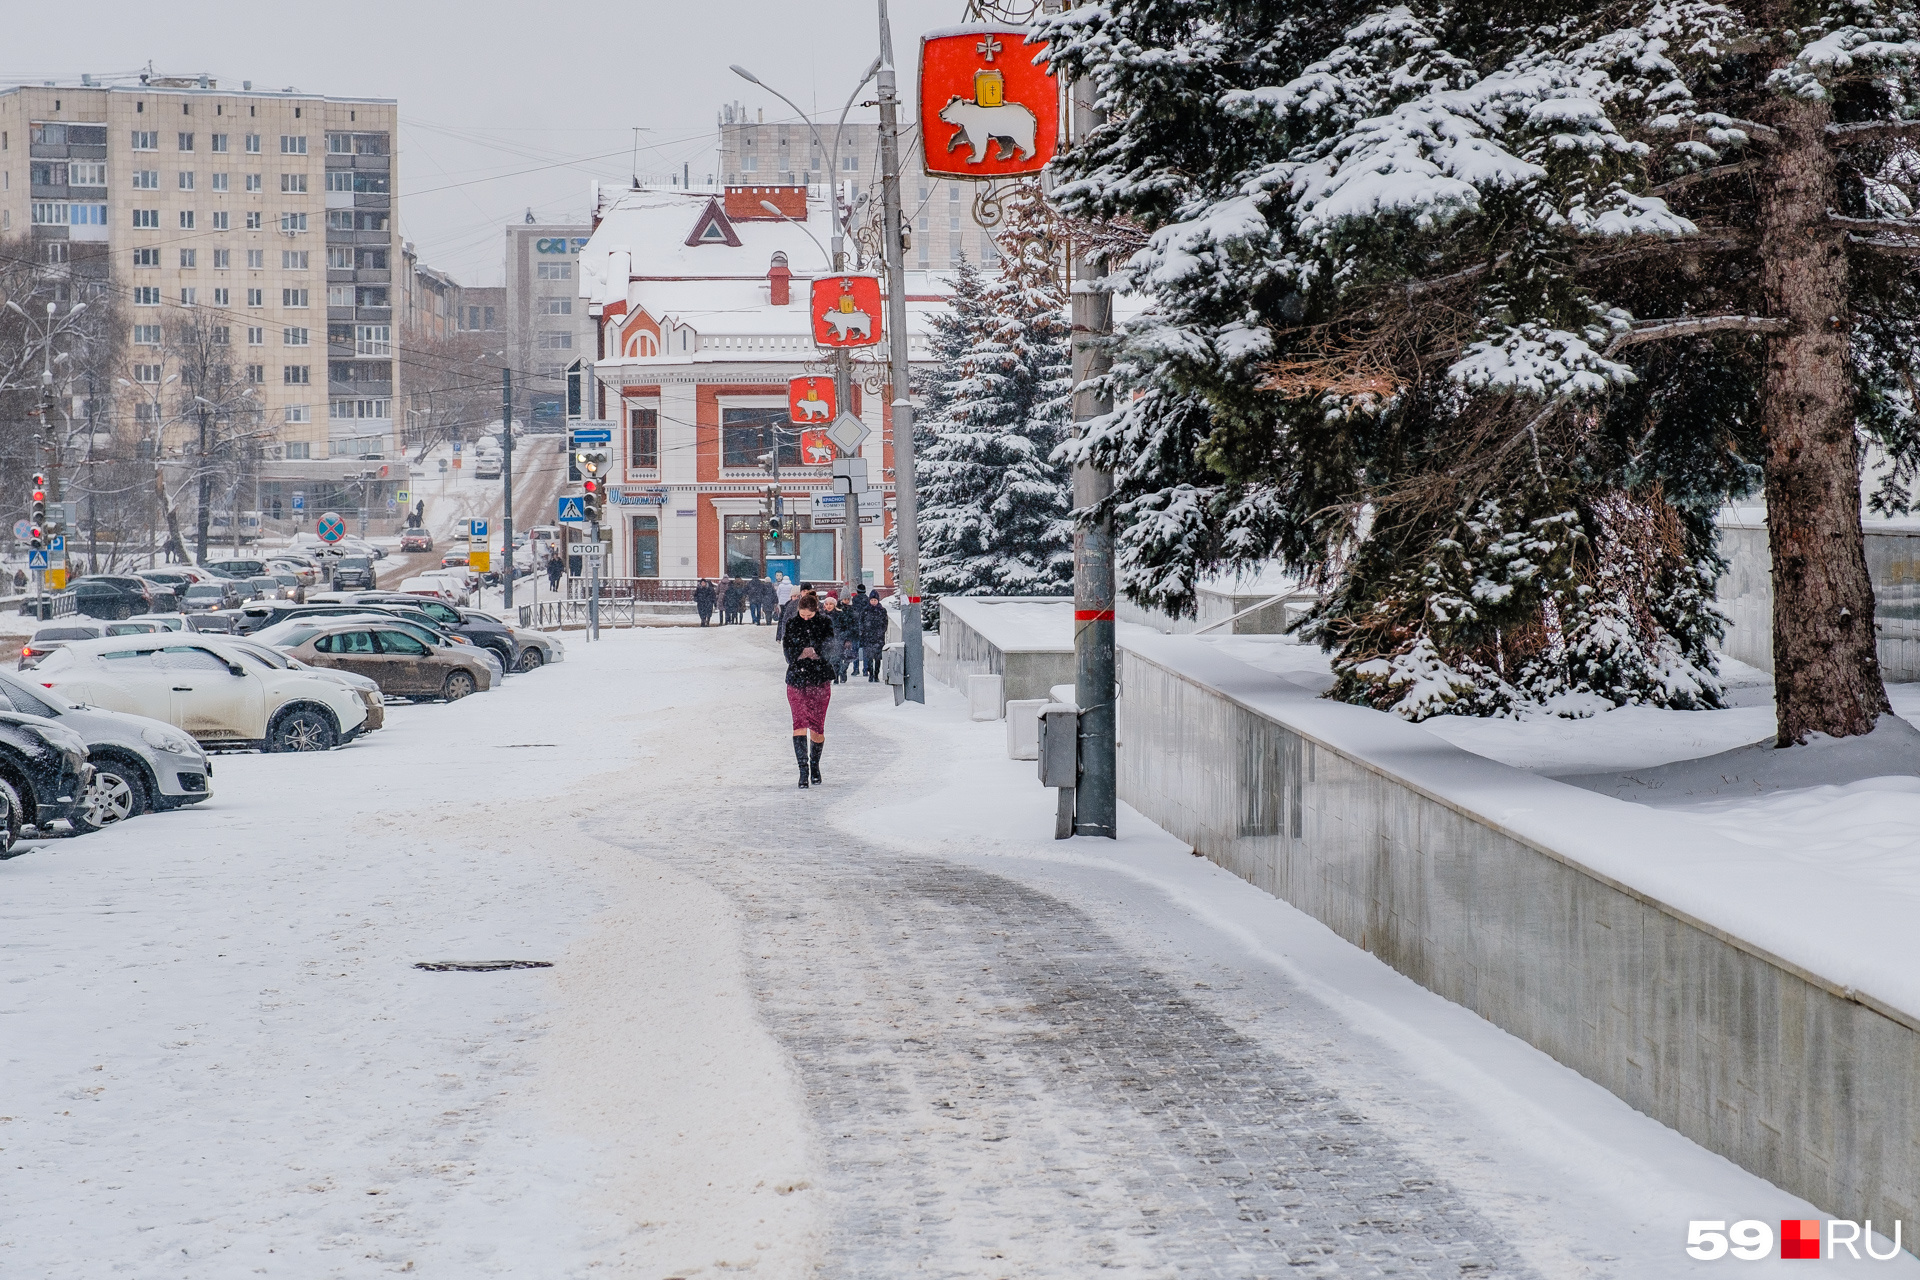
[775,585,804,641]
[747,579,764,626]
[755,576,778,625]
[823,594,857,682]
[693,579,716,626]
[859,589,889,680]
[546,550,564,592]
[782,590,835,788]
[721,578,744,625]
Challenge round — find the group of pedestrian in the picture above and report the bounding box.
[693,575,783,627]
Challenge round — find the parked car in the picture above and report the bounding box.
[69,576,156,621]
[0,709,89,850]
[179,580,243,617]
[124,613,190,632]
[204,558,270,580]
[328,555,378,591]
[253,609,502,682]
[439,549,470,568]
[265,559,317,587]
[507,626,564,672]
[31,634,371,752]
[244,575,293,601]
[353,593,516,669]
[19,623,106,671]
[398,575,467,606]
[285,621,496,702]
[0,669,211,830]
[220,637,384,735]
[398,529,434,553]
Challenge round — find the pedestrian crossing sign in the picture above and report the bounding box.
[557,495,586,524]
[27,550,48,569]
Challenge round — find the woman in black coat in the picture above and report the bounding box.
[782,591,836,788]
[693,579,716,626]
[721,578,744,625]
[827,594,860,683]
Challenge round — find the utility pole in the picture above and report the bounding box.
[501,367,515,611]
[832,205,860,595]
[86,375,98,574]
[876,0,925,701]
[1069,73,1117,838]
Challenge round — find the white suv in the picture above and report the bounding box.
[28,634,369,752]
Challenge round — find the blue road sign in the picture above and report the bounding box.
[318,512,347,542]
[469,519,488,539]
[48,534,64,557]
[27,549,48,569]
[557,495,586,524]
[570,428,612,445]
[291,492,306,512]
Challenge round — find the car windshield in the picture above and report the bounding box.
[338,557,371,569]
[105,622,159,636]
[186,585,225,598]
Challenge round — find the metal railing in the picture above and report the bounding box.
[21,589,77,622]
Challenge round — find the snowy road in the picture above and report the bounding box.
[3,626,1900,1277]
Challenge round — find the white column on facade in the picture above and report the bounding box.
[660,379,701,575]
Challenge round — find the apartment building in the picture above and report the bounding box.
[0,80,402,526]
[715,103,1002,271]
[503,222,593,430]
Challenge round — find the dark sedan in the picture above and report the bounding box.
[68,576,155,621]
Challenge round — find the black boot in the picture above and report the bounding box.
[793,736,810,788]
[809,739,823,785]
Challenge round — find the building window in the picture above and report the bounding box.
[132,286,160,306]
[211,210,229,230]
[354,211,389,232]
[134,402,160,423]
[244,173,261,192]
[211,314,230,333]
[177,132,194,152]
[283,365,310,385]
[179,210,196,229]
[132,169,158,190]
[211,172,228,191]
[69,204,105,227]
[245,133,260,154]
[31,202,67,225]
[281,250,309,270]
[281,173,307,194]
[131,130,159,152]
[211,133,228,153]
[355,247,387,269]
[178,171,195,191]
[213,249,230,270]
[247,249,264,269]
[352,173,388,195]
[355,287,388,308]
[246,289,263,308]
[331,397,391,419]
[326,210,353,231]
[536,263,572,280]
[247,326,264,345]
[283,327,310,346]
[133,247,160,267]
[280,213,308,233]
[544,298,572,315]
[539,330,572,350]
[180,288,197,305]
[629,407,659,469]
[133,363,162,383]
[283,289,309,308]
[326,133,351,154]
[843,154,859,170]
[325,170,352,193]
[721,406,799,469]
[284,441,310,459]
[742,155,758,172]
[245,364,264,382]
[133,324,161,345]
[327,285,353,308]
[284,404,310,423]
[355,324,391,357]
[280,135,307,155]
[178,249,196,268]
[246,211,263,231]
[68,162,105,187]
[326,246,353,269]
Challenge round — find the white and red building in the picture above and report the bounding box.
[575,184,948,587]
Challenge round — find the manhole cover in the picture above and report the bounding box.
[413,960,553,972]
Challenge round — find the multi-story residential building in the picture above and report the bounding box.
[504,222,593,431]
[0,79,401,528]
[576,184,945,584]
[716,102,1003,271]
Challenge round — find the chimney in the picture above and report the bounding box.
[768,251,792,307]
[724,184,808,221]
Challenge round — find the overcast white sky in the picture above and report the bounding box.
[2,0,964,286]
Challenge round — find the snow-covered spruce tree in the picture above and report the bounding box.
[915,186,1075,600]
[1039,0,1920,740]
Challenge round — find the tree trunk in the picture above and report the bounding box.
[1758,95,1890,745]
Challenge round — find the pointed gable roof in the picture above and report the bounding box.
[684,197,742,248]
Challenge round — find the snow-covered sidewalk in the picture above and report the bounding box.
[4,627,1906,1276]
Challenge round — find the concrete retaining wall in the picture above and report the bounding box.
[935,597,1074,710]
[1716,517,1920,680]
[1118,639,1920,1243]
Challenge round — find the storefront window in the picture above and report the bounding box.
[721,406,799,468]
[723,515,764,577]
[631,515,659,578]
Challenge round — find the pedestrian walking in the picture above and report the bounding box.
[694,579,716,627]
[825,593,858,683]
[774,573,794,608]
[783,590,835,789]
[859,588,889,680]
[755,576,778,625]
[775,585,803,641]
[722,578,744,625]
[546,550,563,592]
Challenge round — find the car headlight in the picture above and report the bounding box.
[141,725,201,755]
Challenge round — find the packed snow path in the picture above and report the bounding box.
[4,627,1883,1278]
[596,696,1526,1277]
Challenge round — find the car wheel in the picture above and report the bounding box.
[268,706,338,752]
[76,758,147,832]
[516,646,545,673]
[114,603,133,621]
[442,669,477,701]
[0,776,23,855]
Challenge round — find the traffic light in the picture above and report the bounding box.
[577,449,607,523]
[29,474,45,550]
[765,483,783,538]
